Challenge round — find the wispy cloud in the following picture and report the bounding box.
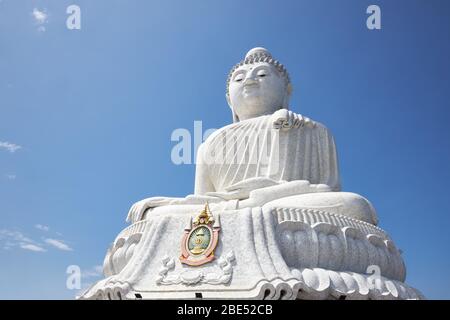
[1,228,73,253]
[20,243,46,252]
[5,174,16,180]
[32,8,48,32]
[32,8,47,23]
[0,229,45,253]
[35,224,50,232]
[44,238,73,251]
[82,265,103,278]
[0,141,21,153]
[0,229,34,244]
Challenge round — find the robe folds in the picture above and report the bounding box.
[195,114,341,194]
[126,113,342,223]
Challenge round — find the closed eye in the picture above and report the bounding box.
[256,69,268,78]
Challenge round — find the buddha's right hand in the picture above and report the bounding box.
[126,197,176,222]
[272,109,315,130]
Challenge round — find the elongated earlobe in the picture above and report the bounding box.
[287,83,293,96]
[226,94,240,123]
[232,110,240,123]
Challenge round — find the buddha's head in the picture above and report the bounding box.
[226,47,292,122]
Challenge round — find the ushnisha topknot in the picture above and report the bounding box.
[226,47,291,99]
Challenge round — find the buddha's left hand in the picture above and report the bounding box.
[239,180,331,208]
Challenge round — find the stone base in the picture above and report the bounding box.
[79,205,423,300]
[81,269,423,300]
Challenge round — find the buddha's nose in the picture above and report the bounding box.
[243,77,258,86]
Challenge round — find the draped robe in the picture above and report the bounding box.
[195,114,341,194]
[126,113,343,223]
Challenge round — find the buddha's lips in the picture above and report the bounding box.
[243,85,259,94]
[244,83,258,89]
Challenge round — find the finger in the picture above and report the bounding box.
[308,118,316,128]
[315,184,331,192]
[304,117,312,127]
[296,114,305,127]
[281,111,291,129]
[279,108,289,118]
[288,112,294,128]
[273,121,282,130]
[298,114,305,127]
[293,114,300,128]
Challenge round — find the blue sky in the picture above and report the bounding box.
[1,0,449,299]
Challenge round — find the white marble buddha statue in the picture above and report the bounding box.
[81,48,422,300]
[127,47,377,226]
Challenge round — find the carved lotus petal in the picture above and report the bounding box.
[350,272,370,296]
[339,272,358,295]
[327,270,347,296]
[302,268,329,292]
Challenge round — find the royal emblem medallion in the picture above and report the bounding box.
[180,203,220,266]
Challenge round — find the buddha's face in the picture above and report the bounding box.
[228,62,289,121]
